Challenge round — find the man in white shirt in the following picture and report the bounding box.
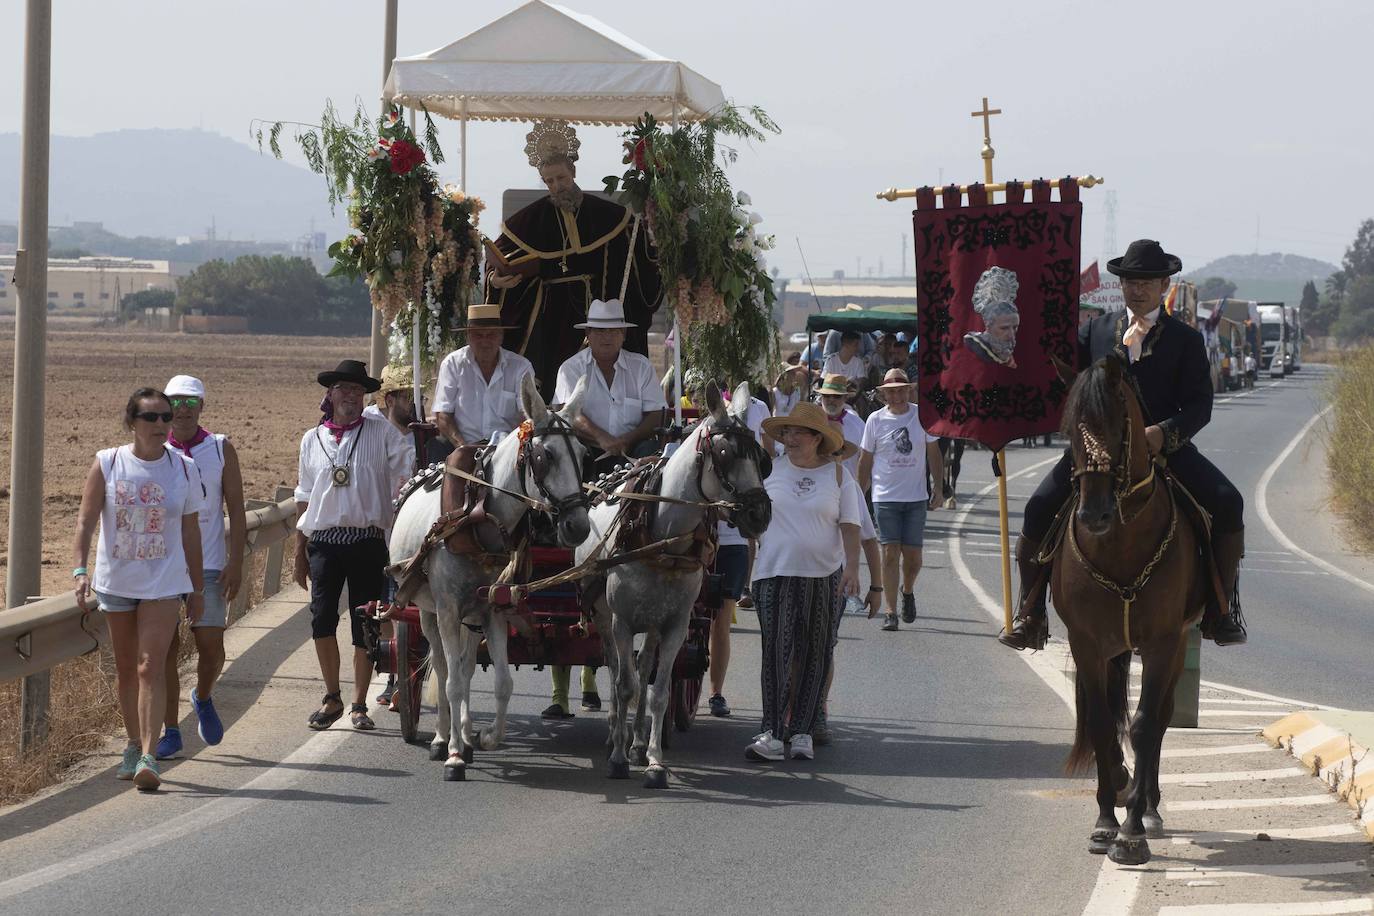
[820,331,867,385]
[433,304,535,448]
[293,360,413,733]
[553,298,667,461]
[546,298,666,718]
[815,374,865,480]
[858,369,944,631]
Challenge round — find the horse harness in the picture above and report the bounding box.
[1066,388,1178,652]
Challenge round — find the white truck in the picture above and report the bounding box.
[1256,302,1290,377]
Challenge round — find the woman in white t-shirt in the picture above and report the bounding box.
[746,402,863,763]
[74,389,205,791]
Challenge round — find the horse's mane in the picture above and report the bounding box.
[1061,357,1124,437]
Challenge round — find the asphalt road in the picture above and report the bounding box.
[1,362,1369,916]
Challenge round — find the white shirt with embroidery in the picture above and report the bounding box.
[294,414,412,537]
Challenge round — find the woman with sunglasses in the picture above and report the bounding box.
[73,388,206,791]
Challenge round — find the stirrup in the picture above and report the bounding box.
[998,613,1048,652]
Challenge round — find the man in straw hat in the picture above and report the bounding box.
[858,368,945,631]
[815,374,865,480]
[432,303,536,450]
[293,360,413,732]
[1000,239,1247,652]
[365,365,418,438]
[485,119,663,398]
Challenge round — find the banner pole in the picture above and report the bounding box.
[973,97,1017,633]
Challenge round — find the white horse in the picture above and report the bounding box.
[389,374,590,781]
[577,382,771,788]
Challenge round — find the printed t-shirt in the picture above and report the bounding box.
[860,405,939,503]
[94,446,204,599]
[753,457,863,580]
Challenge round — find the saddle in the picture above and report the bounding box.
[596,456,718,573]
[1036,463,1227,613]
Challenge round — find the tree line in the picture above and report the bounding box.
[120,255,370,322]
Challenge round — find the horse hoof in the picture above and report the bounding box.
[1143,813,1165,839]
[462,744,475,765]
[428,742,449,762]
[1088,829,1116,855]
[607,760,630,780]
[1108,837,1151,866]
[642,767,669,790]
[630,747,649,767]
[443,764,466,782]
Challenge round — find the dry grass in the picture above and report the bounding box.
[0,320,354,805]
[1327,344,1374,554]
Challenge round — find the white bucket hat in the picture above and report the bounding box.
[165,375,206,398]
[574,298,637,330]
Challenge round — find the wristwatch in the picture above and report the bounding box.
[868,585,883,592]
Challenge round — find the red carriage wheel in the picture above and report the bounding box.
[671,669,703,733]
[392,619,423,743]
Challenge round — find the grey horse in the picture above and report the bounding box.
[577,382,771,788]
[389,374,590,781]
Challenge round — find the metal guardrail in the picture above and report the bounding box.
[1,488,297,734]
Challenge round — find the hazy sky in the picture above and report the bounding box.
[3,0,1369,278]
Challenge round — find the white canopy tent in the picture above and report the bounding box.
[384,0,727,419]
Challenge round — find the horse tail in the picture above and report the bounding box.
[1065,671,1095,776]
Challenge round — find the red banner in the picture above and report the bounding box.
[1080,260,1101,296]
[913,181,1082,451]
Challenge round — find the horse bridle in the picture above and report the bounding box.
[512,412,590,522]
[1069,389,1156,525]
[696,418,771,516]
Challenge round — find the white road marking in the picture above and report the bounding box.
[1166,861,1368,880]
[1255,406,1374,597]
[1247,549,1296,556]
[1167,794,1339,812]
[1247,568,1330,576]
[1158,898,1373,915]
[1157,767,1307,784]
[1172,824,1361,844]
[1216,380,1282,405]
[1161,742,1276,758]
[1201,709,1311,718]
[1197,680,1336,711]
[1176,727,1268,735]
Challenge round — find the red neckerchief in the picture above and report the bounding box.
[168,426,211,457]
[322,416,363,443]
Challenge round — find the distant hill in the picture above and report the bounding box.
[1186,252,1338,305]
[0,128,347,243]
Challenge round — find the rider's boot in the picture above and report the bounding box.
[998,535,1050,651]
[1201,528,1248,646]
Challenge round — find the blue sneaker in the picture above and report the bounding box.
[154,728,182,760]
[116,744,140,780]
[191,688,223,746]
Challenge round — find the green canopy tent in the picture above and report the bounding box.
[805,306,919,335]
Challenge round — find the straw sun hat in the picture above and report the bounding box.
[761,402,851,459]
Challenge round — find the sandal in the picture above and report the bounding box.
[350,703,376,731]
[308,692,344,730]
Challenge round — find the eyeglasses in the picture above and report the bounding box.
[331,384,366,395]
[134,411,174,423]
[170,397,202,408]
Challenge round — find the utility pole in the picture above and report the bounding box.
[901,233,907,278]
[369,0,399,377]
[9,0,52,753]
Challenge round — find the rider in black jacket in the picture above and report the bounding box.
[1000,239,1248,651]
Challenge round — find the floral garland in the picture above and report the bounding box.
[262,102,483,368]
[604,106,780,384]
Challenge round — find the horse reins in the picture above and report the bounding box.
[1068,388,1176,651]
[445,413,589,520]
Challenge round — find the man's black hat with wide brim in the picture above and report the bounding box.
[317,359,381,393]
[1106,239,1183,279]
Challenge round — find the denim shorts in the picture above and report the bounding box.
[715,544,751,600]
[873,501,929,547]
[94,591,183,613]
[195,569,227,629]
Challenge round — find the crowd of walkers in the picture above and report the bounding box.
[71,301,951,789]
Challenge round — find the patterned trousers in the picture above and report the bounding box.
[753,570,842,738]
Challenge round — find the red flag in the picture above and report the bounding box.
[1080,260,1101,296]
[913,191,1082,451]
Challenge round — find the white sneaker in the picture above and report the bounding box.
[745,730,784,761]
[790,734,815,760]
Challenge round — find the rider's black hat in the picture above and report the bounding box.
[1107,239,1182,279]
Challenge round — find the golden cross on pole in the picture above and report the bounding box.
[971,96,1001,185]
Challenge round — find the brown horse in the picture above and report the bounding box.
[1053,356,1206,866]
